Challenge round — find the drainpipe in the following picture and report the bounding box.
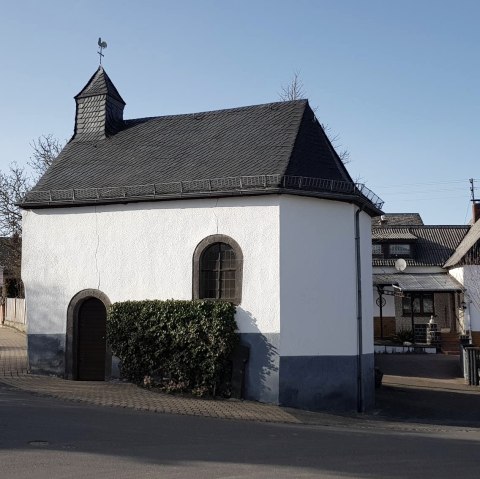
[354,207,364,413]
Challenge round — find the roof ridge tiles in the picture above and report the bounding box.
[123,99,308,124]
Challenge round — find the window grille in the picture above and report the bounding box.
[200,243,237,301]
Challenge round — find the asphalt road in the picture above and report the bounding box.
[1,384,480,478]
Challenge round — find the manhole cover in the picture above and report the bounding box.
[28,440,50,447]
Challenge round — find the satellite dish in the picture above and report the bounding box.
[395,258,407,272]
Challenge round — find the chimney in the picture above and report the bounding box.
[473,202,480,223]
[73,66,125,141]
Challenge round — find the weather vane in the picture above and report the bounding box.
[97,37,107,65]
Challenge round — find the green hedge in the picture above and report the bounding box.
[107,299,238,395]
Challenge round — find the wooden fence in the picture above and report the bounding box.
[1,298,26,331]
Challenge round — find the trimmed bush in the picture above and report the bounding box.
[107,299,238,395]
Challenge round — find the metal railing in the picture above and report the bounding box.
[23,174,384,209]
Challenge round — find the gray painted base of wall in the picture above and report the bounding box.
[239,333,280,404]
[26,332,375,413]
[279,353,374,412]
[28,334,65,376]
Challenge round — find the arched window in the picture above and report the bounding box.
[193,235,243,305]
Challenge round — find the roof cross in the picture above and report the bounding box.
[97,37,107,65]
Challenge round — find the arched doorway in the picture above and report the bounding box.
[65,289,111,380]
[77,297,107,380]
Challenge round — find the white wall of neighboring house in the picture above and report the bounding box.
[372,287,395,317]
[450,266,480,332]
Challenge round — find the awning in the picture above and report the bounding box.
[373,273,464,292]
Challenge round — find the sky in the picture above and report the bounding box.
[1,0,479,224]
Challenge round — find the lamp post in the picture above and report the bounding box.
[376,286,386,339]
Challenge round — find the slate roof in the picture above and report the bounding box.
[444,220,480,268]
[21,68,383,214]
[36,100,330,188]
[372,213,424,227]
[372,226,469,267]
[75,66,125,104]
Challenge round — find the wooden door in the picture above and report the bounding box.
[77,297,106,380]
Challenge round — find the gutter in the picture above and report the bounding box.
[354,206,364,413]
[19,189,383,217]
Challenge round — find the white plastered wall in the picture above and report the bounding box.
[372,288,395,317]
[22,196,281,336]
[450,266,480,331]
[279,196,374,356]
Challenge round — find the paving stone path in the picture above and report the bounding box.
[0,326,28,376]
[3,326,480,430]
[0,375,301,423]
[0,326,299,424]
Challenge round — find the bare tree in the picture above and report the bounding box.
[0,163,29,238]
[279,72,351,164]
[279,71,306,101]
[0,163,30,296]
[0,135,63,297]
[320,123,351,165]
[29,134,63,179]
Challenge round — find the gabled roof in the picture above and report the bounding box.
[75,66,125,104]
[372,213,424,227]
[372,225,469,267]
[444,219,480,268]
[23,95,383,214]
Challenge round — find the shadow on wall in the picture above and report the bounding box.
[235,307,280,404]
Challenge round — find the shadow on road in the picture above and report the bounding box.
[375,353,462,379]
[375,385,480,428]
[1,385,480,479]
[374,353,480,428]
